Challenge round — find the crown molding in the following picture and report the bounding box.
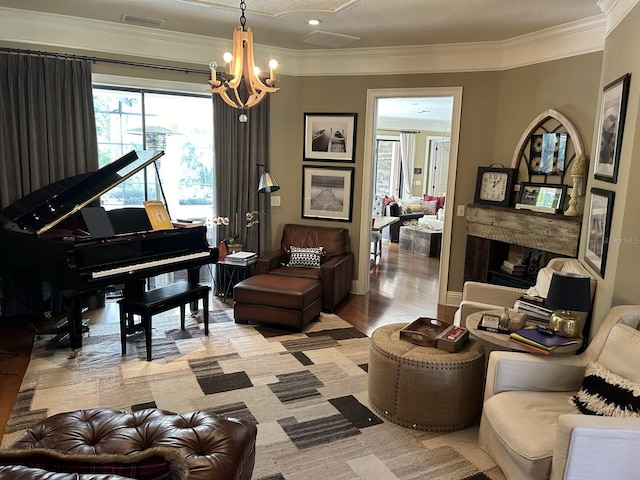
[597,0,640,36]
[0,7,606,78]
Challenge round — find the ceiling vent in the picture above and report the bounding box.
[121,15,165,27]
[300,30,360,48]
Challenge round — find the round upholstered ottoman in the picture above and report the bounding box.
[368,323,485,432]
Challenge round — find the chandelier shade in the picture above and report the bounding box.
[207,2,279,109]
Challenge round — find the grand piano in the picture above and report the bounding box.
[0,150,218,352]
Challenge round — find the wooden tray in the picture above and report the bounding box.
[399,317,451,347]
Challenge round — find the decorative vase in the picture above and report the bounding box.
[218,240,228,260]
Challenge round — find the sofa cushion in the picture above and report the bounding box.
[286,246,324,267]
[571,361,640,417]
[280,224,349,259]
[269,266,321,281]
[596,323,640,382]
[482,390,577,480]
[0,447,186,480]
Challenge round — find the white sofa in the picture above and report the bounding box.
[478,305,640,480]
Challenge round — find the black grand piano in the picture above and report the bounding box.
[0,150,217,351]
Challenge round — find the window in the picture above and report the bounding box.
[93,86,215,287]
[374,138,402,197]
[93,87,214,217]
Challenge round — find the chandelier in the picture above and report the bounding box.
[207,1,279,109]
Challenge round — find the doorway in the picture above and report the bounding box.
[358,87,463,306]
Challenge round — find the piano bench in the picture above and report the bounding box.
[117,281,211,361]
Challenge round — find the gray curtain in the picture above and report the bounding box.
[0,52,98,315]
[213,97,272,255]
[0,53,98,209]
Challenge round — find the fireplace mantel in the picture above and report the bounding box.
[464,204,582,283]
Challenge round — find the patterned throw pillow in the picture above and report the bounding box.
[286,246,325,267]
[423,194,446,210]
[421,199,439,215]
[570,361,640,417]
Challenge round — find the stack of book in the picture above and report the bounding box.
[513,296,553,324]
[500,260,527,276]
[509,327,578,354]
[224,251,257,265]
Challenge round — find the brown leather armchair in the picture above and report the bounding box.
[256,224,354,311]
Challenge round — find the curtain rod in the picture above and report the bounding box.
[0,47,209,75]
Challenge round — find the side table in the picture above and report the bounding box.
[466,310,583,355]
[215,261,256,302]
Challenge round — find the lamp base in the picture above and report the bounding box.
[549,310,581,338]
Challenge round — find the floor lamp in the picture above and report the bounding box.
[257,163,280,256]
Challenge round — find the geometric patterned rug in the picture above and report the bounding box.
[2,309,505,480]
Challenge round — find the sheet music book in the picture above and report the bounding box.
[81,206,115,239]
[143,200,173,230]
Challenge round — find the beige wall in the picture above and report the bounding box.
[267,60,605,290]
[584,2,640,334]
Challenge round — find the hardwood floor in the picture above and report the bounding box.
[0,240,455,437]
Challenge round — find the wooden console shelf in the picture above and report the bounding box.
[464,204,582,283]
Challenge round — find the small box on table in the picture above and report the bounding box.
[436,325,469,352]
[399,317,469,352]
[399,317,450,347]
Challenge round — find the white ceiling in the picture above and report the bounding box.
[0,0,606,130]
[0,0,603,50]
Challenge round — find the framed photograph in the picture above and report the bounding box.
[303,112,357,162]
[585,188,615,278]
[515,182,567,214]
[302,165,354,221]
[593,73,631,183]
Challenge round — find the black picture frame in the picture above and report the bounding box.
[593,73,631,183]
[302,165,354,221]
[303,113,357,162]
[473,166,515,207]
[515,182,568,214]
[585,188,615,278]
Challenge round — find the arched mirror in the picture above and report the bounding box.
[512,109,585,184]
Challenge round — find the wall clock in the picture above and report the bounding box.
[474,166,516,207]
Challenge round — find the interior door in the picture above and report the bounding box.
[429,139,450,196]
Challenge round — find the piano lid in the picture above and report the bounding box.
[0,150,165,235]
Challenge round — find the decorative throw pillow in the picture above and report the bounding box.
[421,199,439,215]
[423,194,446,210]
[570,361,640,417]
[0,447,187,480]
[286,246,325,267]
[383,195,396,210]
[404,203,423,214]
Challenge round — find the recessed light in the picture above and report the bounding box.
[308,19,321,26]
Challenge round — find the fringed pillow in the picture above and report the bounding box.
[571,361,640,417]
[286,246,325,267]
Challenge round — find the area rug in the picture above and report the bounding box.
[2,309,505,480]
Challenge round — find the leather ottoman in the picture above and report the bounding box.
[233,274,322,330]
[4,408,256,480]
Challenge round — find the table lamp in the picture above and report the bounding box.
[545,271,591,337]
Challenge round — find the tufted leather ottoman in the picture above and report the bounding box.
[6,408,256,480]
[233,274,322,330]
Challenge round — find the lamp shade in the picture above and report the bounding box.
[258,172,280,193]
[545,271,591,312]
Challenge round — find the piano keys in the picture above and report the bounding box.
[0,150,218,352]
